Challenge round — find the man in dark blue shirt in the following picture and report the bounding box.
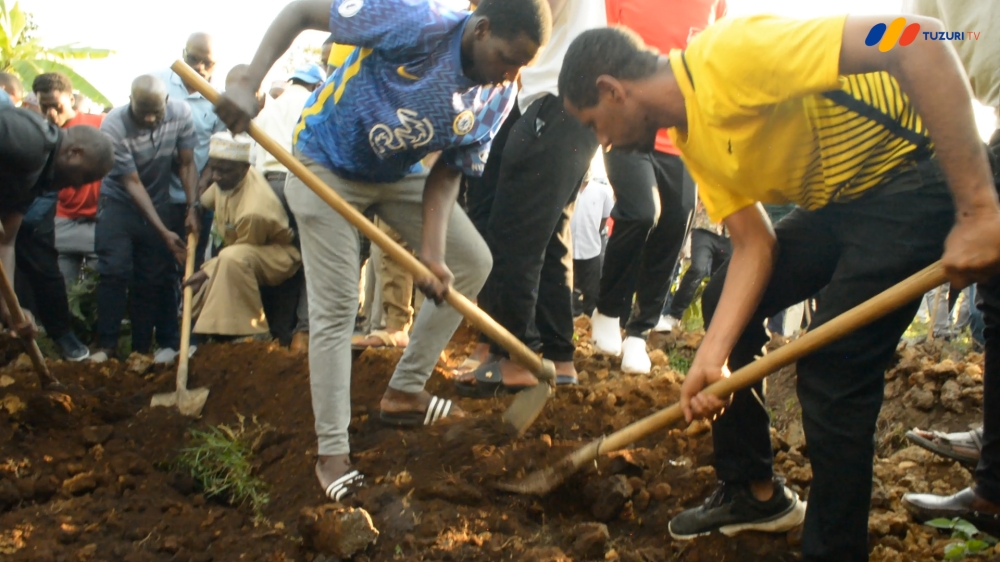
[217,0,553,501]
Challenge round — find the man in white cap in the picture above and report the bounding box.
[183,131,301,337]
[252,63,326,353]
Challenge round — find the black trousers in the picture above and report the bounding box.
[974,130,1000,506]
[95,197,180,353]
[598,149,694,337]
[573,256,602,317]
[704,159,955,562]
[471,94,598,362]
[667,228,730,319]
[14,193,72,340]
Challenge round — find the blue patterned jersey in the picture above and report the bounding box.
[294,0,517,183]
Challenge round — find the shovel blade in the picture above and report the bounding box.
[150,386,209,417]
[150,392,179,408]
[177,387,210,417]
[502,383,551,436]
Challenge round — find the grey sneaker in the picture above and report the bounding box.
[668,477,806,540]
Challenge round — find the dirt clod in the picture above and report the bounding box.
[299,505,379,559]
[572,522,610,559]
[588,475,633,522]
[61,472,97,496]
[81,425,114,446]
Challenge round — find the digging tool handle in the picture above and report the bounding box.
[590,260,947,459]
[177,232,198,390]
[170,61,546,378]
[0,259,58,387]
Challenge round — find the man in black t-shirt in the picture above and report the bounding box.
[0,106,111,337]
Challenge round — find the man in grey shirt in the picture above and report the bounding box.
[92,75,200,364]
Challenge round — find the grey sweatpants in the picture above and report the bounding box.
[285,155,492,456]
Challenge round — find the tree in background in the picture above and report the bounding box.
[0,0,112,107]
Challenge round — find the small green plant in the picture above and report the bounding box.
[66,266,99,340]
[925,517,998,560]
[175,414,273,523]
[668,352,692,375]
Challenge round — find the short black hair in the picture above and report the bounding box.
[33,72,74,95]
[65,125,115,178]
[0,72,23,97]
[474,0,552,47]
[559,27,660,109]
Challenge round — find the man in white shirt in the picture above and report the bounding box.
[254,65,325,188]
[571,174,614,317]
[251,64,325,354]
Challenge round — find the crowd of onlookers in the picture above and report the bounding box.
[0,32,330,363]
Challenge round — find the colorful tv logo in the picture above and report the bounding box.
[865,18,921,52]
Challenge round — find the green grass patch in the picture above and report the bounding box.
[176,414,273,523]
[668,351,692,375]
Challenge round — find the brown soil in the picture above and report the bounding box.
[0,321,992,561]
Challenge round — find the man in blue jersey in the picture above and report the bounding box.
[217,0,552,501]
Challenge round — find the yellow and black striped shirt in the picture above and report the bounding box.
[668,15,932,222]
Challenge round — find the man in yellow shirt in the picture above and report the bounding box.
[559,15,1000,561]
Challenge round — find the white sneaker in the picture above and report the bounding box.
[590,310,623,356]
[654,315,681,333]
[621,336,651,374]
[89,350,110,363]
[153,348,179,364]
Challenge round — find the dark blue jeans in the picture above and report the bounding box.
[95,197,180,353]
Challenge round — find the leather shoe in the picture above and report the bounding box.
[904,487,1000,535]
[290,331,309,354]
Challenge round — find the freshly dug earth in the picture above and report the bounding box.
[0,321,991,561]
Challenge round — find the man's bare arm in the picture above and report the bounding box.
[178,148,201,236]
[839,15,1000,286]
[218,0,332,132]
[121,173,187,264]
[681,204,776,421]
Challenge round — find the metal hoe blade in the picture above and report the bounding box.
[502,359,557,436]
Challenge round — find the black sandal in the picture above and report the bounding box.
[454,360,536,398]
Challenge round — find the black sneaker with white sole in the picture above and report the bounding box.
[55,332,90,362]
[668,477,806,540]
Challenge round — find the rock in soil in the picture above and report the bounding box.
[571,522,610,559]
[587,475,634,522]
[299,505,380,559]
[81,425,114,446]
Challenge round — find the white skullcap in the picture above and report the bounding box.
[209,131,252,163]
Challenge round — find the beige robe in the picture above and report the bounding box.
[192,167,301,335]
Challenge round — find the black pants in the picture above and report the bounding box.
[974,130,1000,506]
[573,256,602,317]
[704,159,955,562]
[667,228,730,319]
[14,194,72,340]
[598,149,694,337]
[472,94,598,362]
[259,173,307,343]
[95,197,180,353]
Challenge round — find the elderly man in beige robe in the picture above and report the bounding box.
[184,132,300,336]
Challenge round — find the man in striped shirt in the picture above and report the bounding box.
[92,75,200,364]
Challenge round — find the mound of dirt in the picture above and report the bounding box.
[0,322,992,561]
